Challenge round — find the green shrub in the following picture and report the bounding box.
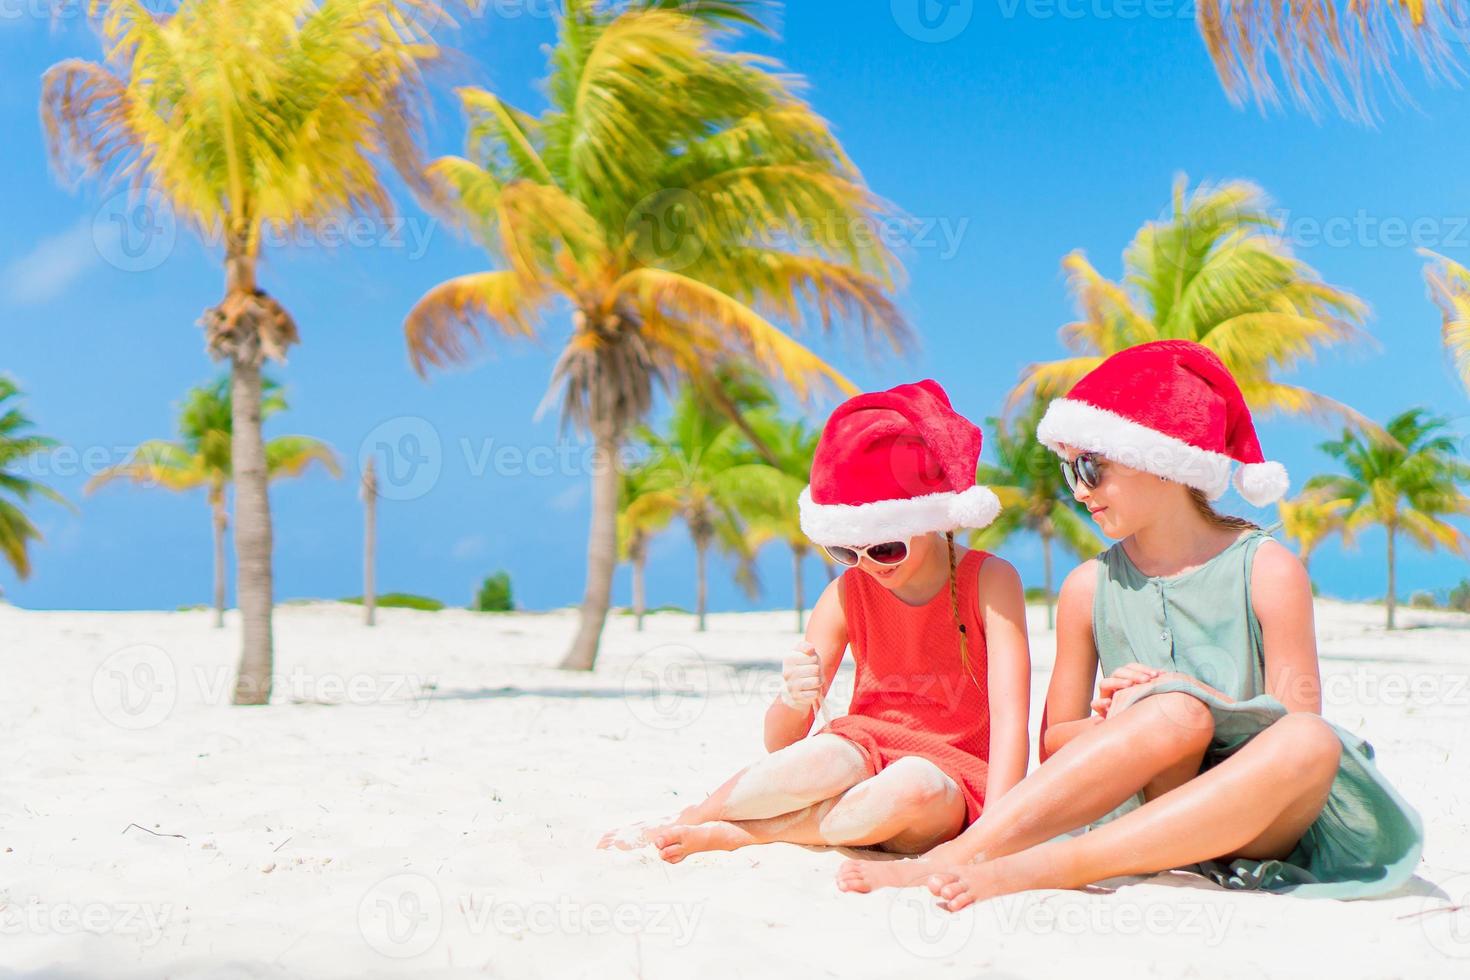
[1409,591,1441,610]
[1449,580,1470,613]
[341,593,445,611]
[472,571,514,612]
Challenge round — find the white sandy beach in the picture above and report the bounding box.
[2,598,1468,979]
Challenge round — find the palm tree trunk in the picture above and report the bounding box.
[792,545,805,634]
[362,458,377,627]
[633,551,647,632]
[695,534,709,632]
[230,349,274,705]
[1386,524,1397,630]
[1042,529,1055,631]
[561,425,621,670]
[211,491,227,629]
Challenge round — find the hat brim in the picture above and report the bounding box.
[799,485,1001,547]
[1036,397,1235,500]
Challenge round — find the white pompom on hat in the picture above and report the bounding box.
[1035,340,1289,507]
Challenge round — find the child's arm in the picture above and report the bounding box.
[1250,539,1323,713]
[764,577,848,753]
[1039,560,1104,761]
[976,556,1030,801]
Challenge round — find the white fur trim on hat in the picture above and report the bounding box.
[799,484,1000,547]
[1233,461,1290,507]
[1036,397,1234,500]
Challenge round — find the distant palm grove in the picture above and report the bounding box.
[0,0,1464,707]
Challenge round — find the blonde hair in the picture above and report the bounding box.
[944,531,982,690]
[1187,487,1259,531]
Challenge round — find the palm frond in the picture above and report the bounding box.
[1421,248,1470,396]
[405,271,549,374]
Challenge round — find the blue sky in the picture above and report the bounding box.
[2,2,1468,612]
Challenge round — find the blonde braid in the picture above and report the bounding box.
[946,531,981,690]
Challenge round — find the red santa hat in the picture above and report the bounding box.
[1035,340,1289,506]
[799,379,1001,547]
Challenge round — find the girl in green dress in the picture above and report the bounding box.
[836,340,1422,906]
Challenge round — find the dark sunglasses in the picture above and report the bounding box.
[823,539,911,567]
[1061,452,1107,492]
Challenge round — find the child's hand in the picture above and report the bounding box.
[1092,663,1162,718]
[780,642,823,711]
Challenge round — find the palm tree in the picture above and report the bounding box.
[361,458,378,627]
[42,0,444,702]
[625,385,783,631]
[617,457,674,631]
[87,375,340,628]
[0,377,67,585]
[970,400,1103,630]
[1306,409,1470,629]
[403,0,909,668]
[1278,491,1352,579]
[738,408,821,633]
[1009,176,1374,434]
[1196,2,1464,121]
[1421,250,1470,397]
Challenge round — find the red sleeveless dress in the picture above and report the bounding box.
[820,549,992,827]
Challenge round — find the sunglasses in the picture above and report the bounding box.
[823,539,912,567]
[1061,452,1108,492]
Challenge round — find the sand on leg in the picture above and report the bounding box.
[836,691,1215,892]
[928,712,1342,910]
[653,756,967,863]
[599,733,869,849]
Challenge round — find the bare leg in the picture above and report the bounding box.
[654,757,967,863]
[599,734,868,849]
[837,692,1214,892]
[929,713,1342,910]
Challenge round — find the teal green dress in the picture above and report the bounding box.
[1090,524,1424,899]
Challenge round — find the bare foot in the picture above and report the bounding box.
[651,821,756,863]
[598,805,705,850]
[597,819,664,850]
[928,857,1033,912]
[835,857,943,893]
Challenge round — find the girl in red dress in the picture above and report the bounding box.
[600,380,1032,862]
